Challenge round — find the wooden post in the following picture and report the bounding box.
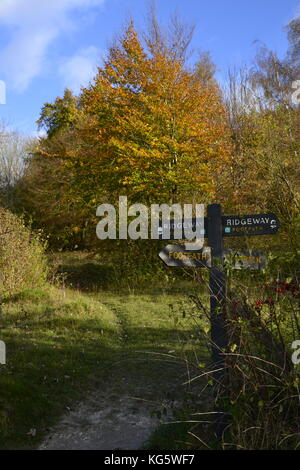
[0,270,3,316]
[207,204,229,440]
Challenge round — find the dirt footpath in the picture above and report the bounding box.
[39,358,189,450]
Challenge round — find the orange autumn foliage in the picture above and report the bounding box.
[36,22,231,206]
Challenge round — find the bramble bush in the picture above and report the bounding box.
[188,255,300,450]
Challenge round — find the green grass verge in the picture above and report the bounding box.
[0,279,209,449]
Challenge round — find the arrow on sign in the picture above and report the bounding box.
[159,245,211,268]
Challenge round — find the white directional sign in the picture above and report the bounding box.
[158,218,207,240]
[159,245,211,268]
[223,250,268,270]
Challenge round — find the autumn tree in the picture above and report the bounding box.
[53,22,230,206]
[219,19,300,249]
[16,90,87,247]
[38,89,79,138]
[18,19,231,247]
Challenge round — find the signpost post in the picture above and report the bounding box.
[207,204,228,439]
[158,204,280,441]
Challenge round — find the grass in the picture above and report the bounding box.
[143,421,196,450]
[0,287,121,449]
[0,253,211,450]
[1,249,298,450]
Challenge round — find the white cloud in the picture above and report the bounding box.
[0,0,105,92]
[59,46,100,93]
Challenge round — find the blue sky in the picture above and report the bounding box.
[0,0,299,136]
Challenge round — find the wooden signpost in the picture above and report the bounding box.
[158,213,280,240]
[158,204,280,439]
[207,204,228,439]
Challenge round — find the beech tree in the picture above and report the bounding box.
[37,22,231,206]
[19,19,232,246]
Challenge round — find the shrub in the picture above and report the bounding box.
[189,265,300,450]
[0,208,49,297]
